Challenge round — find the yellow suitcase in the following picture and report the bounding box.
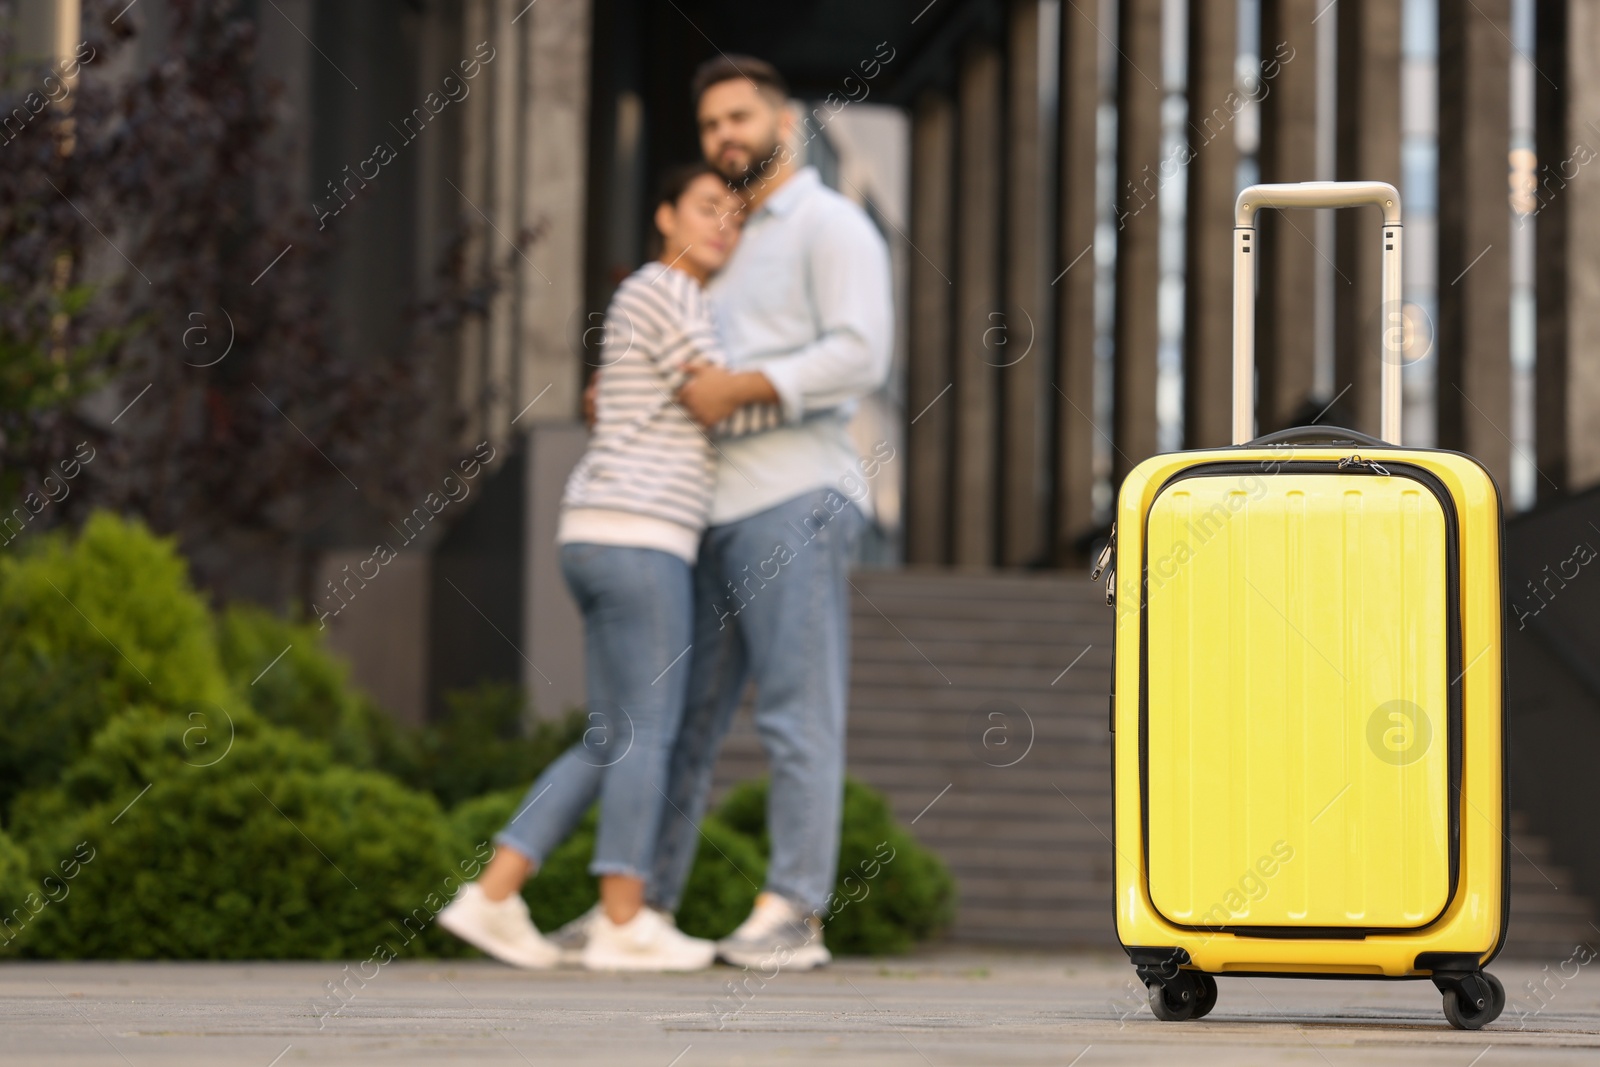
[1101,182,1508,1029]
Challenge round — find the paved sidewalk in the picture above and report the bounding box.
[3,949,1598,1065]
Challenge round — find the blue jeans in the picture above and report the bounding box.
[647,487,865,915]
[494,543,693,879]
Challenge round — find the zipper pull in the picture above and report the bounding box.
[1091,524,1116,606]
[1337,454,1390,476]
[1090,533,1113,581]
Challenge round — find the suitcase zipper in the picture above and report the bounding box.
[1092,524,1116,606]
[1336,453,1391,475]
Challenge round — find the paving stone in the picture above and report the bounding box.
[4,948,1598,1065]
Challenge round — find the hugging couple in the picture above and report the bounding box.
[438,54,893,972]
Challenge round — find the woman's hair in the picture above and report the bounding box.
[655,161,722,213]
[648,163,724,256]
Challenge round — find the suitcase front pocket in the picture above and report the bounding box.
[1140,462,1459,934]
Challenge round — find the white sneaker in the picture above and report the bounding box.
[437,884,560,969]
[549,903,679,965]
[581,907,717,972]
[716,892,831,972]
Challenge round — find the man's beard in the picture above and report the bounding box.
[716,136,783,188]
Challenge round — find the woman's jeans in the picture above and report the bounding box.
[493,543,693,880]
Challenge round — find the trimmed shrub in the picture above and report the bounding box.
[716,776,957,955]
[215,602,416,776]
[216,613,586,808]
[8,706,472,960]
[448,788,765,940]
[0,508,578,820]
[0,828,29,945]
[671,816,769,941]
[0,509,953,960]
[413,682,586,808]
[0,512,234,816]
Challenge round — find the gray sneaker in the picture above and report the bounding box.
[716,894,831,972]
[547,904,602,965]
[550,904,677,965]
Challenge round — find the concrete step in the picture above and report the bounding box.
[847,687,1111,716]
[853,635,1110,667]
[712,730,1111,770]
[853,568,1101,599]
[850,617,1110,646]
[1509,863,1584,898]
[947,908,1120,946]
[927,843,1117,874]
[850,664,1111,694]
[845,710,1112,744]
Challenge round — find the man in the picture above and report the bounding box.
[647,54,893,971]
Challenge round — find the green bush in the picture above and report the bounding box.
[0,828,29,940]
[448,788,765,940]
[671,816,770,941]
[0,512,233,816]
[412,682,586,808]
[7,706,472,960]
[0,509,579,821]
[716,776,957,955]
[215,610,588,808]
[215,603,416,776]
[0,510,954,960]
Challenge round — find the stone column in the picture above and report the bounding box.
[518,0,590,426]
[1334,0,1402,438]
[11,0,78,65]
[523,424,589,720]
[1001,0,1049,565]
[515,0,591,712]
[411,0,464,296]
[952,43,1003,566]
[1256,0,1322,431]
[483,0,523,442]
[1436,0,1512,483]
[457,0,494,445]
[1183,0,1240,449]
[1112,0,1163,477]
[1533,0,1568,496]
[1555,1,1600,490]
[905,90,957,566]
[1053,0,1101,559]
[251,0,311,207]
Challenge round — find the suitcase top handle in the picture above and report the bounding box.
[1232,181,1403,447]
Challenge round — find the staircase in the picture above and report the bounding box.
[709,568,1596,958]
[1506,812,1599,959]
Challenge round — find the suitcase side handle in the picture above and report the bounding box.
[1232,181,1403,446]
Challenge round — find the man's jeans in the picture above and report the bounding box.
[495,543,693,879]
[647,487,864,915]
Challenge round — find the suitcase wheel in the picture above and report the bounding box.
[1146,971,1218,1022]
[1441,972,1504,1030]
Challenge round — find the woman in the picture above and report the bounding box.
[438,164,774,971]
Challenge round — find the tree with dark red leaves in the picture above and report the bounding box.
[0,0,507,611]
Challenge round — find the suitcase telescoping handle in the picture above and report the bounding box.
[1232,181,1403,446]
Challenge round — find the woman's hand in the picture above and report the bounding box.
[675,363,779,427]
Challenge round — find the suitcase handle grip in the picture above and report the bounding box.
[1232,181,1403,447]
[1247,424,1385,448]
